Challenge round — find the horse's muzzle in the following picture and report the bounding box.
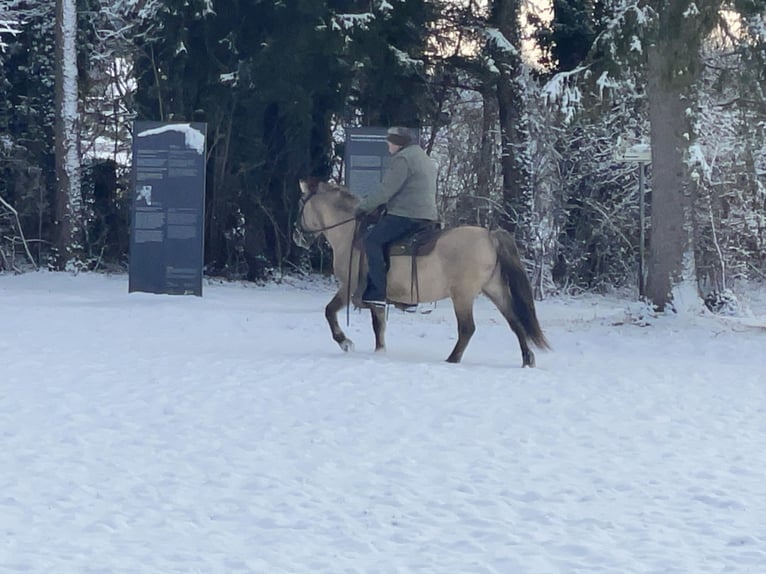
[292,226,311,249]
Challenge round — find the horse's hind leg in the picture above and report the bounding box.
[325,290,354,352]
[446,297,476,363]
[483,277,535,367]
[370,306,386,352]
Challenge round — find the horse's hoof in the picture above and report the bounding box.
[340,339,354,352]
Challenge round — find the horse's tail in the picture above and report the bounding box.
[491,228,550,350]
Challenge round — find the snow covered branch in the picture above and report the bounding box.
[0,10,21,51]
[485,27,519,57]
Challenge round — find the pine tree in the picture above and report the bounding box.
[534,0,597,72]
[133,0,356,278]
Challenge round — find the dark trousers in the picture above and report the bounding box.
[363,214,427,300]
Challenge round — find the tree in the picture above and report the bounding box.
[54,0,83,269]
[532,0,597,72]
[642,0,755,309]
[686,8,766,290]
[339,0,443,126]
[576,0,765,307]
[130,0,450,279]
[5,0,762,293]
[486,0,529,234]
[0,2,57,268]
[132,0,354,278]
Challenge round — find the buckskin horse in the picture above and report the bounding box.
[293,179,549,366]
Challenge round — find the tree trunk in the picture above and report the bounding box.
[476,86,498,225]
[206,107,235,274]
[642,0,732,309]
[644,44,696,310]
[54,0,81,269]
[489,0,528,234]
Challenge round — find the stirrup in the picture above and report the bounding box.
[418,302,435,314]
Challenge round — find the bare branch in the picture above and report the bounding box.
[0,193,38,269]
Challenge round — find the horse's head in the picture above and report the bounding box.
[294,179,358,248]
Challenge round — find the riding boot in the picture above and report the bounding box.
[362,245,387,304]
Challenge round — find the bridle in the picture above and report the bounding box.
[295,186,357,241]
[294,183,362,325]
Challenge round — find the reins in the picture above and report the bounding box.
[299,215,358,235]
[297,190,359,326]
[345,220,360,326]
[297,191,357,236]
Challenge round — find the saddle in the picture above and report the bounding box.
[352,222,443,310]
[386,223,442,257]
[352,211,441,254]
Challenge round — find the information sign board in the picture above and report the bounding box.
[344,126,418,196]
[129,121,207,296]
[614,143,651,163]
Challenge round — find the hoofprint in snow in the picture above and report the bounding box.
[1,271,765,573]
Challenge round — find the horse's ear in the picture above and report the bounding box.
[299,177,322,196]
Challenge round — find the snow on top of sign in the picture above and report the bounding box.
[137,124,205,154]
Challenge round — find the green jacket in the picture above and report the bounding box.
[357,144,439,221]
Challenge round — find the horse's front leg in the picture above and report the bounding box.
[370,306,386,352]
[325,290,354,352]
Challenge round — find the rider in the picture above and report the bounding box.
[354,126,439,307]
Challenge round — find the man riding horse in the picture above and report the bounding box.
[353,126,440,308]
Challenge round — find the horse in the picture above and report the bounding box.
[293,179,550,367]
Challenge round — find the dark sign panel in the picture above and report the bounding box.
[344,126,418,197]
[129,121,206,296]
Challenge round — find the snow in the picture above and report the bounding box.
[486,27,519,57]
[541,67,586,123]
[1,271,765,573]
[0,16,20,51]
[684,3,701,18]
[332,13,374,31]
[137,123,205,154]
[391,46,423,70]
[596,70,620,99]
[219,71,238,85]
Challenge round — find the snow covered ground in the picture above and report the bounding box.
[1,271,765,573]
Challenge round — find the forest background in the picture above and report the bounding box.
[1,0,764,310]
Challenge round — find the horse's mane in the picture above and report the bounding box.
[302,177,359,213]
[318,180,358,211]
[333,184,358,206]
